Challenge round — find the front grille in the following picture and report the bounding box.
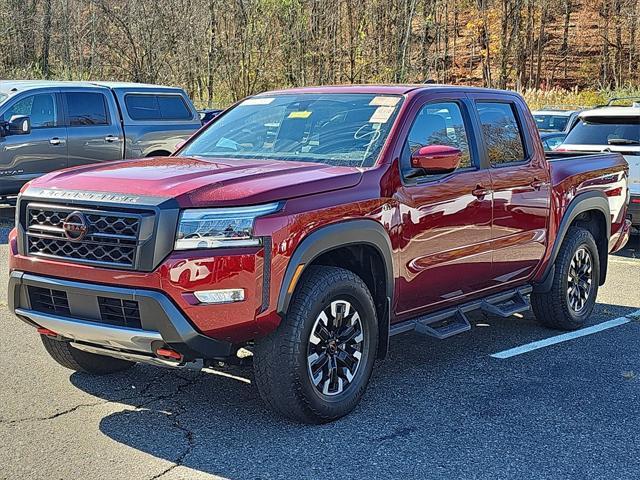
[25,204,146,268]
[97,297,142,329]
[28,286,71,315]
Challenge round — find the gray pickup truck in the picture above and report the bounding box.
[0,81,201,197]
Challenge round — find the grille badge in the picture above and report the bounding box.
[62,211,89,241]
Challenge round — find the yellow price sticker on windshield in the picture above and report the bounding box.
[288,111,312,119]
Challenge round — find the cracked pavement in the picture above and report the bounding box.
[1,215,640,478]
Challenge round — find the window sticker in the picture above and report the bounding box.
[368,106,396,123]
[241,97,275,106]
[369,96,401,107]
[288,111,312,119]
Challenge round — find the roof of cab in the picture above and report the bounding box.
[256,84,518,97]
[0,80,183,95]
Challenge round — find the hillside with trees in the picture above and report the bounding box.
[1,0,638,106]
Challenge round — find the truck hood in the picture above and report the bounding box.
[28,156,364,207]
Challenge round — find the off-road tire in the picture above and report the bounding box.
[253,266,378,423]
[531,226,600,330]
[41,335,135,374]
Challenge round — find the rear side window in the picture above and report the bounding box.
[65,92,109,126]
[477,102,526,165]
[125,94,192,121]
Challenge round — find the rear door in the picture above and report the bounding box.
[469,93,551,286]
[62,89,123,168]
[394,96,493,316]
[0,89,67,193]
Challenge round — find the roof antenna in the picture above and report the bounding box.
[423,79,436,84]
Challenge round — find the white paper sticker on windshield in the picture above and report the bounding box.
[369,96,401,107]
[369,106,395,123]
[241,97,275,106]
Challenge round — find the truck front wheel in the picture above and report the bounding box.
[531,226,600,330]
[40,335,135,374]
[253,266,378,423]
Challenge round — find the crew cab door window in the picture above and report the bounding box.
[401,101,473,180]
[477,102,526,165]
[64,92,109,126]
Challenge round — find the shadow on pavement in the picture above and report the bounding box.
[67,303,640,479]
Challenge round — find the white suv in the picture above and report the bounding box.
[560,99,640,231]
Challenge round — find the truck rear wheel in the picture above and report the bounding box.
[253,266,378,423]
[531,226,600,330]
[40,335,135,374]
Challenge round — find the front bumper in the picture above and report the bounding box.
[9,271,234,361]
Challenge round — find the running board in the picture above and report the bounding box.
[389,286,533,339]
[480,289,530,318]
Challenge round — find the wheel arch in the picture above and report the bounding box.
[276,220,394,358]
[534,191,610,292]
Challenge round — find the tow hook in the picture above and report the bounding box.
[36,327,62,340]
[154,346,184,363]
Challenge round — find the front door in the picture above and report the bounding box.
[394,99,493,317]
[0,91,67,194]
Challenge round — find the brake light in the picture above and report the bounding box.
[606,187,623,197]
[632,198,640,204]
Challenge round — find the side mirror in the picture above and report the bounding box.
[411,144,462,174]
[8,115,31,135]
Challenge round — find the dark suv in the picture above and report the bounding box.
[0,81,201,197]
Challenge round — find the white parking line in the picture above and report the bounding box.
[490,312,640,359]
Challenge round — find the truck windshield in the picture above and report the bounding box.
[564,116,640,145]
[179,93,403,168]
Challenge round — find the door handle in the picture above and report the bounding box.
[472,185,490,199]
[105,135,120,143]
[530,178,545,190]
[49,137,64,146]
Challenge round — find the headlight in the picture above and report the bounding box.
[175,202,281,250]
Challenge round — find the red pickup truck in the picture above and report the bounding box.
[8,85,631,423]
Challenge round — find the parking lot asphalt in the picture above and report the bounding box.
[0,206,639,480]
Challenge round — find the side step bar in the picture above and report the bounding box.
[389,286,532,340]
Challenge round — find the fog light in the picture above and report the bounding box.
[194,289,245,304]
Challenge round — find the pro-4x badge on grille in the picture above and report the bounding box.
[62,211,89,241]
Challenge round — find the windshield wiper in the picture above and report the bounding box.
[608,138,640,145]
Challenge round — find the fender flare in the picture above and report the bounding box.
[276,219,394,316]
[276,220,394,359]
[534,190,610,292]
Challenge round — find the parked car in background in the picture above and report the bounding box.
[532,107,581,133]
[198,108,223,125]
[9,84,630,423]
[558,99,640,232]
[0,81,201,198]
[540,131,567,151]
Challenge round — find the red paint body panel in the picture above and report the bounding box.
[11,85,631,346]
